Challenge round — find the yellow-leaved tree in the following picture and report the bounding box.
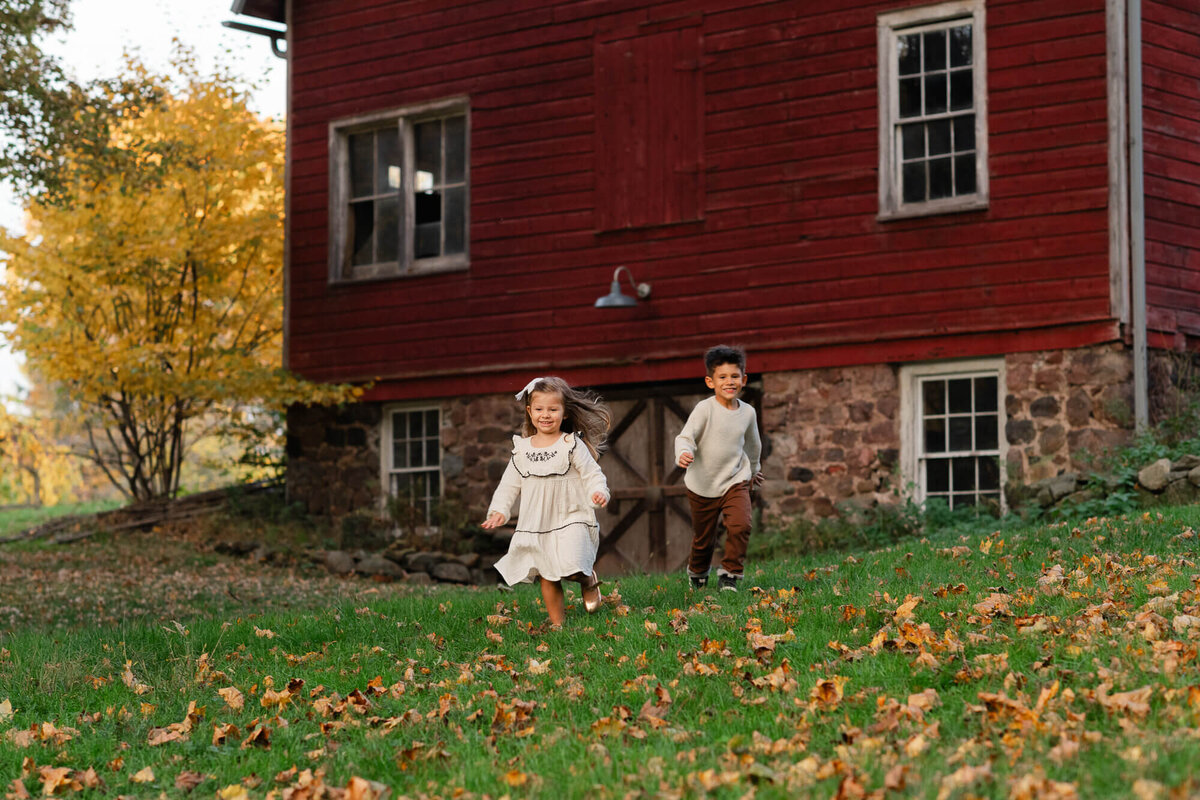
[0,55,357,502]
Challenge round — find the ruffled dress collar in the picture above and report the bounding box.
[511,433,576,478]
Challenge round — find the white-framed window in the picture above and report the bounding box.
[899,359,1004,513]
[329,98,469,282]
[381,406,443,524]
[877,1,988,219]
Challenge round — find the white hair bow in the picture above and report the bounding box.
[515,377,549,401]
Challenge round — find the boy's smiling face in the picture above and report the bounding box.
[705,362,747,408]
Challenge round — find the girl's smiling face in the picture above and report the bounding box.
[527,390,565,436]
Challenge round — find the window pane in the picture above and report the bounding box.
[376,127,401,192]
[949,416,972,451]
[923,380,945,414]
[444,186,465,255]
[928,119,951,156]
[393,441,408,469]
[950,25,973,67]
[924,73,947,114]
[901,123,925,160]
[351,200,375,266]
[428,471,441,498]
[925,418,946,453]
[953,457,976,490]
[926,459,949,492]
[950,69,973,111]
[444,116,466,183]
[979,456,1000,491]
[415,120,442,181]
[974,377,998,411]
[952,493,975,509]
[953,114,975,152]
[425,409,438,433]
[975,415,998,450]
[415,186,443,258]
[409,441,423,467]
[948,378,972,413]
[929,157,952,199]
[902,161,926,203]
[350,132,374,198]
[409,412,423,437]
[955,154,977,195]
[899,77,922,118]
[923,29,946,71]
[376,196,399,263]
[425,439,439,466]
[899,34,921,75]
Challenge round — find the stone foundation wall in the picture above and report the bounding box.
[286,396,524,521]
[286,403,382,516]
[1003,343,1134,491]
[287,343,1149,528]
[759,364,901,519]
[758,343,1137,521]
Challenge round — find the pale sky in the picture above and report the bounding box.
[0,0,287,394]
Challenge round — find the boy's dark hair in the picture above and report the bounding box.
[704,344,746,375]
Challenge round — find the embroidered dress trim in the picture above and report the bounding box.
[511,433,577,478]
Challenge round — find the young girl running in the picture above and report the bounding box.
[482,376,612,626]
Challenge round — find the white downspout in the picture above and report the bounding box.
[1128,0,1149,431]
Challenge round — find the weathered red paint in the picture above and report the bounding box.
[276,0,1198,402]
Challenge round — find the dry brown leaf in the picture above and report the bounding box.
[174,771,206,792]
[0,699,11,723]
[121,661,152,695]
[217,687,244,712]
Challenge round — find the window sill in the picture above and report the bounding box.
[331,256,469,286]
[878,195,989,222]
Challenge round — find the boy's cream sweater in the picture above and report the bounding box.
[674,396,762,498]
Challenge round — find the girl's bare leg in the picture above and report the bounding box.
[540,577,565,626]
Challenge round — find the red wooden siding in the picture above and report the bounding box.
[594,19,705,229]
[284,0,1120,401]
[1143,0,1200,348]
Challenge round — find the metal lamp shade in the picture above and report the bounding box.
[594,280,638,307]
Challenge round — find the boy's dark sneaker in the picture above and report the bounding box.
[689,573,709,590]
[718,574,740,592]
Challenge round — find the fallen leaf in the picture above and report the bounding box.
[217,687,244,712]
[0,699,11,722]
[502,770,528,787]
[130,767,155,784]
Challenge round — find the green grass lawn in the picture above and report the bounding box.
[4,507,1200,798]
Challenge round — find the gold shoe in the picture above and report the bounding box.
[581,572,603,613]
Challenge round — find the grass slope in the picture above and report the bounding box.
[3,507,1200,799]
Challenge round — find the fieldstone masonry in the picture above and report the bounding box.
[288,343,1156,536]
[1003,344,1134,491]
[759,364,900,519]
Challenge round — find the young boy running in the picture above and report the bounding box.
[674,345,764,592]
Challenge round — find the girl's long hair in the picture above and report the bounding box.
[520,376,612,459]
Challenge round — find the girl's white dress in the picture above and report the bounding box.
[489,433,609,585]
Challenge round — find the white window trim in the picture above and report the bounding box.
[379,403,444,523]
[899,357,1006,511]
[329,97,470,283]
[877,0,989,220]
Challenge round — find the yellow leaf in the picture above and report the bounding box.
[217,784,250,800]
[502,770,528,787]
[130,767,155,784]
[0,699,11,722]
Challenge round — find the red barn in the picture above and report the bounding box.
[231,0,1199,572]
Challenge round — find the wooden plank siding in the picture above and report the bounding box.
[284,0,1121,402]
[1142,0,1200,347]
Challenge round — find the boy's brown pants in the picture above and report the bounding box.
[686,481,752,577]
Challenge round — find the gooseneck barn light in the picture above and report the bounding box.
[594,266,651,308]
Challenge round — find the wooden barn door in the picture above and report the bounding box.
[593,381,764,575]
